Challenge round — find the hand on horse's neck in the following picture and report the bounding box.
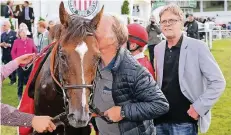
[100,46,117,67]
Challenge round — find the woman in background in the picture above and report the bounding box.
[14,5,23,26]
[11,28,37,100]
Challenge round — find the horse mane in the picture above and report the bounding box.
[49,24,63,41]
[62,15,96,44]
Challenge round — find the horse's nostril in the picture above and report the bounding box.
[67,113,74,119]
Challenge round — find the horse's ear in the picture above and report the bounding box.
[90,5,104,29]
[59,1,70,28]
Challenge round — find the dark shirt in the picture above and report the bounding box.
[155,35,197,125]
[1,30,17,62]
[186,20,199,39]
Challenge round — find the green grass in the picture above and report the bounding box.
[1,39,231,135]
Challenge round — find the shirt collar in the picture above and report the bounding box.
[133,52,145,59]
[42,29,48,35]
[166,34,183,49]
[100,57,116,71]
[6,29,11,34]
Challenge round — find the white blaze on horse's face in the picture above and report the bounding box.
[75,42,88,108]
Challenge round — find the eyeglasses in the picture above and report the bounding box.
[160,19,180,26]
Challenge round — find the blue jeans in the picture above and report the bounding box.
[156,123,198,135]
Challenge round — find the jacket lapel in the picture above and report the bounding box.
[158,42,166,88]
[179,35,188,82]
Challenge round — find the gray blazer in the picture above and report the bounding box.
[38,30,50,52]
[154,35,226,133]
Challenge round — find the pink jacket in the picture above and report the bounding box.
[11,38,37,66]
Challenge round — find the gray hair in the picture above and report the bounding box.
[2,20,11,27]
[159,4,184,21]
[104,13,128,48]
[18,28,28,37]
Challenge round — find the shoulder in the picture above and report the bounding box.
[27,38,34,43]
[14,39,20,42]
[10,30,16,35]
[155,40,166,50]
[1,32,6,36]
[185,36,207,49]
[13,39,20,45]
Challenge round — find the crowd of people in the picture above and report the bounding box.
[0,2,226,135]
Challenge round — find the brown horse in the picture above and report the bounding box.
[31,2,103,134]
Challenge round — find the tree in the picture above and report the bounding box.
[39,17,45,21]
[9,18,15,30]
[121,0,130,15]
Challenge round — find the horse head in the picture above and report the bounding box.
[50,2,104,128]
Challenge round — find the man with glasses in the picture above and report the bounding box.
[154,4,226,135]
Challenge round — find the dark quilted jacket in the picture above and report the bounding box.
[111,48,169,135]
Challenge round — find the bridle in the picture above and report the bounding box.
[50,32,114,125]
[32,31,115,135]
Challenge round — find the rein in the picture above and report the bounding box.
[22,42,57,71]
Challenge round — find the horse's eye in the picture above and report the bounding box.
[59,51,66,60]
[61,55,65,60]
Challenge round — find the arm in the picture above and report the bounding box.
[122,67,169,121]
[11,40,17,60]
[192,42,226,117]
[187,22,198,35]
[1,60,19,81]
[1,103,34,127]
[146,25,150,34]
[4,6,10,18]
[30,8,35,20]
[32,39,38,53]
[153,25,161,34]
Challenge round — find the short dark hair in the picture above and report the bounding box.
[24,1,29,4]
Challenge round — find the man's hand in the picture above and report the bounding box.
[0,43,4,47]
[0,42,7,47]
[187,105,199,120]
[4,43,11,48]
[15,53,35,65]
[32,116,56,133]
[104,106,123,122]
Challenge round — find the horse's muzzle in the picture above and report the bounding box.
[67,111,90,128]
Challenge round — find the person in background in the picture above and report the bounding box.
[185,14,199,39]
[0,53,56,133]
[14,5,23,26]
[154,4,226,134]
[37,21,50,52]
[21,1,34,32]
[0,20,17,85]
[4,0,14,18]
[19,22,32,38]
[127,23,155,79]
[146,15,161,68]
[47,20,55,31]
[11,28,37,100]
